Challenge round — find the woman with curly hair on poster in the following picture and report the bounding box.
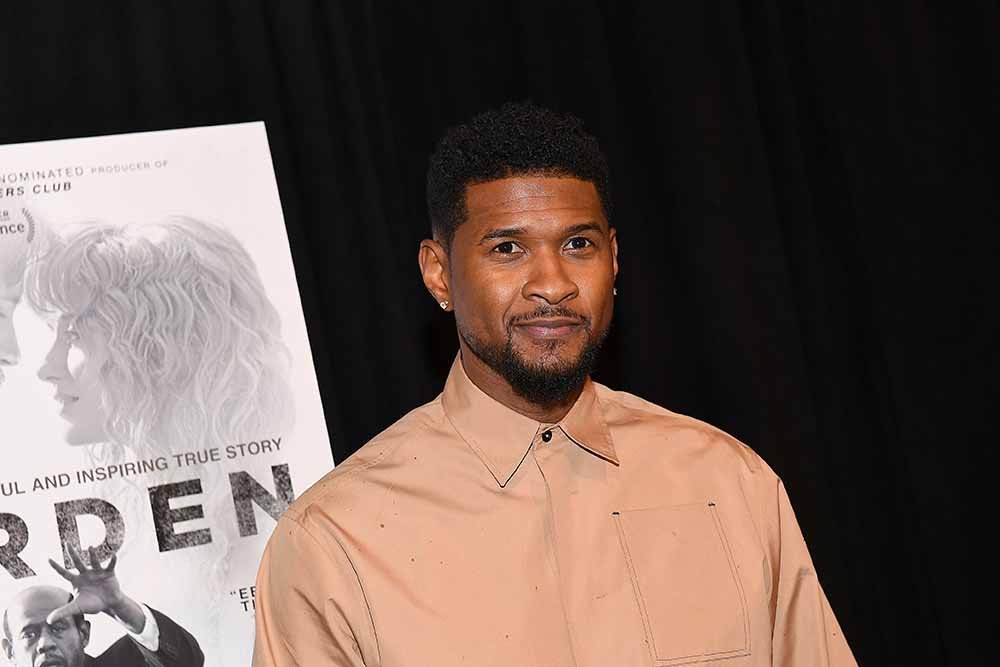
[25,217,294,458]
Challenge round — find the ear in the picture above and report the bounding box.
[418,239,452,311]
[78,619,90,650]
[609,227,619,280]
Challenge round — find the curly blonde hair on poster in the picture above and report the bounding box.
[26,217,294,458]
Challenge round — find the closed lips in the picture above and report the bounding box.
[514,318,584,337]
[516,318,581,327]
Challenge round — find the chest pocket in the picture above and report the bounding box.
[613,502,751,665]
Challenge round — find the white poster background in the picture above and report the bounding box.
[0,123,334,666]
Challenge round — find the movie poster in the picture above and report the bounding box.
[0,123,334,666]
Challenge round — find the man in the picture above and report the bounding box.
[0,203,34,388]
[253,102,855,666]
[2,547,203,666]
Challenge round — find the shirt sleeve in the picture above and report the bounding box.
[771,480,857,666]
[252,515,378,667]
[124,603,160,652]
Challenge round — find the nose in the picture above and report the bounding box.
[0,326,19,366]
[37,341,65,384]
[35,626,57,652]
[522,248,579,305]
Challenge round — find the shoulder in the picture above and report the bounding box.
[92,636,144,664]
[282,394,450,524]
[594,383,775,479]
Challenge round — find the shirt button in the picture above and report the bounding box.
[541,430,553,443]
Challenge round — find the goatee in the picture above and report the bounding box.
[458,309,608,407]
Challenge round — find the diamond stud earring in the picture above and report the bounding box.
[439,300,449,310]
[613,287,618,296]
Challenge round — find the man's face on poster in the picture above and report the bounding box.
[2,587,90,667]
[0,231,29,388]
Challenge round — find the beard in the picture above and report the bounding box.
[458,307,609,407]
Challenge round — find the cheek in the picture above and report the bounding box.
[67,346,87,378]
[478,285,520,332]
[579,272,615,322]
[454,264,520,319]
[67,345,107,391]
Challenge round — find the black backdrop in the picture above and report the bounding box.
[1,2,991,664]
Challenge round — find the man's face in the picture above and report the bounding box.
[447,176,618,404]
[0,235,28,388]
[2,588,89,667]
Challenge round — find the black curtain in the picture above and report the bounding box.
[2,2,990,663]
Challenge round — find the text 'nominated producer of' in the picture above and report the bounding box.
[252,102,855,667]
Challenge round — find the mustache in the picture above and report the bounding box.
[508,306,591,329]
[36,657,66,667]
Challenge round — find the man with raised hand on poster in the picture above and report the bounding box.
[2,546,203,667]
[253,102,855,666]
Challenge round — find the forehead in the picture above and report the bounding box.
[462,176,606,231]
[6,592,65,630]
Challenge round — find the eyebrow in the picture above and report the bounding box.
[479,222,605,243]
[563,222,605,236]
[480,226,526,242]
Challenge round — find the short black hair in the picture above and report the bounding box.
[426,101,612,249]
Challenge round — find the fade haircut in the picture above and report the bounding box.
[426,101,612,250]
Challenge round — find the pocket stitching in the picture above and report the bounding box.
[708,503,752,658]
[614,503,752,666]
[613,510,659,665]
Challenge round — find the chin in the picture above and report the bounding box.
[516,343,585,369]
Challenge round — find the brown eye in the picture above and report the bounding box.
[493,241,519,254]
[566,237,592,250]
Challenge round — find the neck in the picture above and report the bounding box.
[458,345,583,423]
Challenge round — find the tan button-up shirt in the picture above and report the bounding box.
[253,357,855,666]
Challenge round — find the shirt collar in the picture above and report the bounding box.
[441,354,619,488]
